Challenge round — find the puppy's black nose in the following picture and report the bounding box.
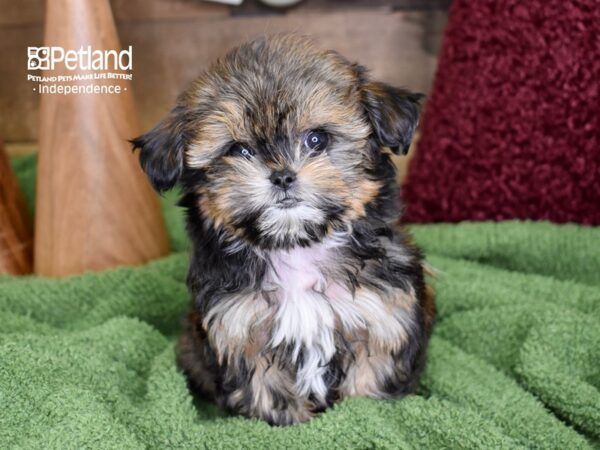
[270,169,297,190]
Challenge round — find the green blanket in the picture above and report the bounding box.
[1,156,599,449]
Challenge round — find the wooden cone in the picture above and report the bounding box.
[35,0,170,276]
[0,141,33,275]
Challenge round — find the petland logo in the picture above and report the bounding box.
[28,46,133,71]
[27,46,133,95]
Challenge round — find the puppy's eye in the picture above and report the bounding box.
[227,143,255,159]
[304,131,329,155]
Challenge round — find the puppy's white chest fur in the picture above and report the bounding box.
[265,239,341,400]
[266,240,332,293]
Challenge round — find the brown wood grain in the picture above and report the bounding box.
[234,0,452,15]
[34,0,170,276]
[0,0,229,26]
[0,0,450,26]
[0,140,33,275]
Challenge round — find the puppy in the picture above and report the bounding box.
[133,34,435,426]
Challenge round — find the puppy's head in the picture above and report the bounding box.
[133,35,421,249]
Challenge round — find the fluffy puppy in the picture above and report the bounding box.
[132,34,435,426]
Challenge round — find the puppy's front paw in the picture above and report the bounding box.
[221,358,317,426]
[223,391,315,426]
[258,403,314,426]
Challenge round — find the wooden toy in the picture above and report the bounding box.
[35,0,170,276]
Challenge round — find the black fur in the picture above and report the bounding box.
[360,80,423,155]
[130,105,190,192]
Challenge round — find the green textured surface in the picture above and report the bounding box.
[1,155,598,449]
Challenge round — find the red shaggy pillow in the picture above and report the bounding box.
[401,0,600,225]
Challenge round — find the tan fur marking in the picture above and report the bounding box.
[298,158,347,193]
[346,179,382,220]
[339,345,395,398]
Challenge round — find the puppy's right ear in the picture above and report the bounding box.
[360,81,423,155]
[131,105,189,192]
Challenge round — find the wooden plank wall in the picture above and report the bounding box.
[0,0,449,150]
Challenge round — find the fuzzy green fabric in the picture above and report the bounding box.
[1,156,598,449]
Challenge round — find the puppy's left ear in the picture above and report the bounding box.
[130,105,190,193]
[360,81,423,155]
